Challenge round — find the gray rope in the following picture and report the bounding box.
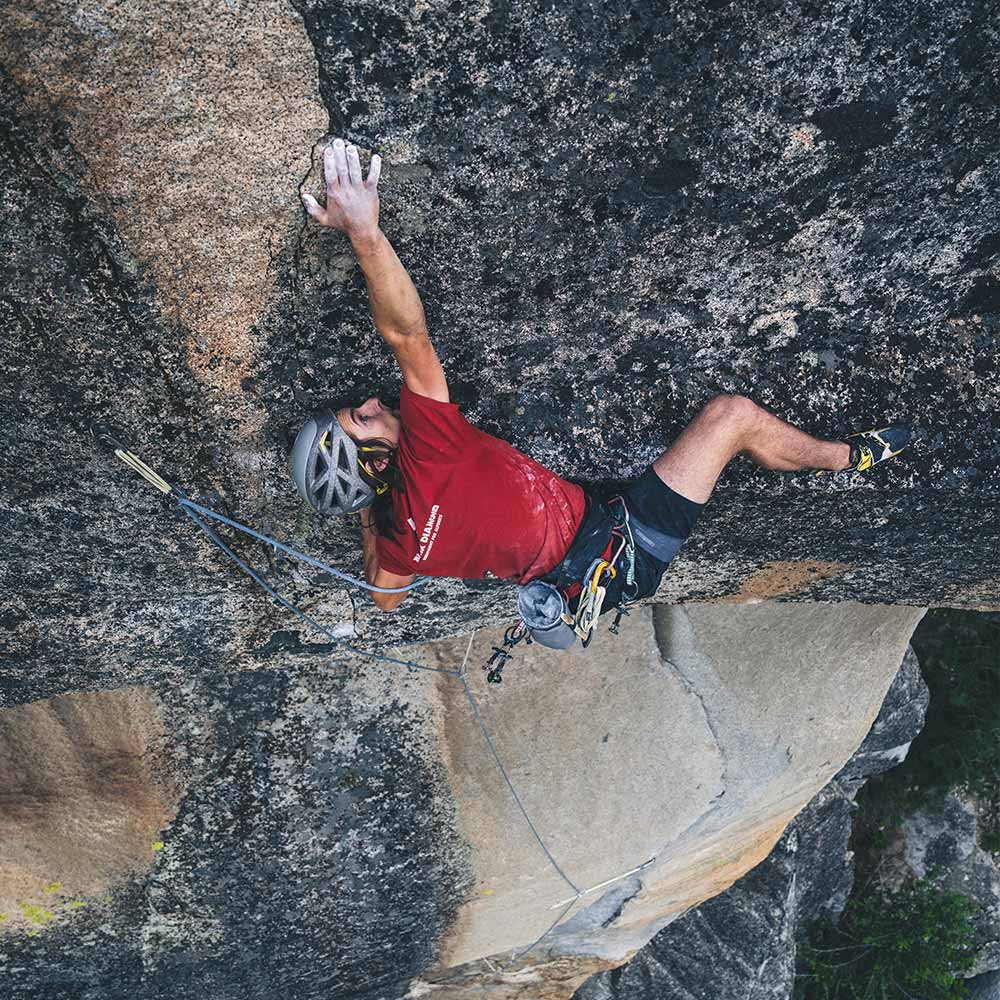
[164,494,614,964]
[458,674,581,897]
[182,502,586,945]
[179,498,426,594]
[104,439,616,966]
[509,897,580,963]
[182,505,459,677]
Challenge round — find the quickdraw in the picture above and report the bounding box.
[575,555,616,645]
[482,621,532,684]
[609,604,630,635]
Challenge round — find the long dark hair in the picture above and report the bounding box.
[354,435,401,539]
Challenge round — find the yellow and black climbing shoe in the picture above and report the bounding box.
[843,424,912,472]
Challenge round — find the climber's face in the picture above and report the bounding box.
[336,397,401,450]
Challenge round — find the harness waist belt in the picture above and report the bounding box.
[545,493,616,593]
[628,515,684,564]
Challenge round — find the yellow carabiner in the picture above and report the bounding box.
[590,560,616,592]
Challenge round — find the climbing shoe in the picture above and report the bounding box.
[843,424,912,472]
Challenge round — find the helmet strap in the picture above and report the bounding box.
[357,444,396,496]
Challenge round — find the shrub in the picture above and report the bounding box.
[797,875,978,1000]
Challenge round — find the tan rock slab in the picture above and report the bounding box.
[422,611,725,967]
[409,601,923,976]
[0,687,183,934]
[0,0,326,415]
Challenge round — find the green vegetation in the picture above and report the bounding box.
[3,883,90,934]
[908,610,1000,808]
[857,609,1000,852]
[797,876,978,1000]
[796,610,997,999]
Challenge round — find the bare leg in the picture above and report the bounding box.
[652,395,851,504]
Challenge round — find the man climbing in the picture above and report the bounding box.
[293,138,909,648]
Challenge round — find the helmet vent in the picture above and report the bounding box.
[291,410,377,515]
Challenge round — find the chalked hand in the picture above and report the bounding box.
[302,138,382,243]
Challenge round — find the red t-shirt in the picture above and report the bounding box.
[376,387,585,583]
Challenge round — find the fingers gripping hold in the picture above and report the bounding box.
[323,143,339,193]
[301,137,382,232]
[301,191,323,221]
[366,153,382,189]
[346,143,363,184]
[332,138,350,186]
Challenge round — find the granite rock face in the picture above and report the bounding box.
[1,0,997,997]
[0,664,472,1000]
[899,792,1000,977]
[414,603,922,980]
[2,0,998,693]
[0,688,184,936]
[970,970,1000,1000]
[0,0,326,412]
[293,0,998,611]
[0,601,922,1000]
[573,646,930,1000]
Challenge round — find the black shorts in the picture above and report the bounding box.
[545,467,704,608]
[617,466,704,602]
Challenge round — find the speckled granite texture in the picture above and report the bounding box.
[1,0,997,997]
[288,0,1000,613]
[3,1,999,691]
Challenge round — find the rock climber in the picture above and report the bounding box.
[292,138,910,649]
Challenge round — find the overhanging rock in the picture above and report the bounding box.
[2,0,998,699]
[570,645,932,1000]
[0,1,996,997]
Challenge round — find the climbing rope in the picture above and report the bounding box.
[94,427,424,596]
[180,498,429,595]
[95,428,660,968]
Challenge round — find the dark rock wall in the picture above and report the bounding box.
[1,0,998,997]
[279,0,1000,612]
[899,792,1000,976]
[3,0,999,705]
[0,661,471,1000]
[970,969,1000,999]
[0,71,213,707]
[2,78,469,989]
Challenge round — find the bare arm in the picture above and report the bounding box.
[350,228,425,339]
[302,138,444,612]
[361,514,415,612]
[302,139,447,402]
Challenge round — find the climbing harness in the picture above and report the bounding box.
[487,496,642,682]
[561,495,638,647]
[580,496,638,645]
[93,426,660,966]
[519,495,639,654]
